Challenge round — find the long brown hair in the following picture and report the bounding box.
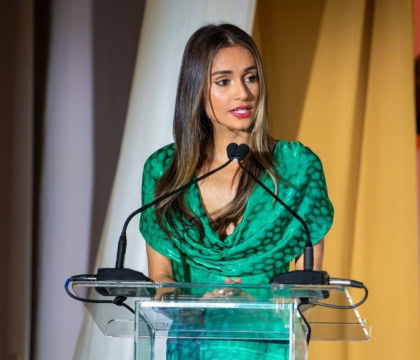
[154,23,277,240]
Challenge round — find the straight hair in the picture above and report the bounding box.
[154,23,277,240]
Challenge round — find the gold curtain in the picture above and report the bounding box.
[254,0,420,358]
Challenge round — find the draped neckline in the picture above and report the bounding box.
[189,142,281,245]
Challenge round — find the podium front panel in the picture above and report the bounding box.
[135,298,307,360]
[71,280,370,359]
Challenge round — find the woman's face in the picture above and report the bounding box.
[204,45,259,134]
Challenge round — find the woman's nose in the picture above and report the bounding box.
[234,80,250,100]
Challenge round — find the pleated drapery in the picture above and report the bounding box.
[74,1,257,358]
[254,0,420,359]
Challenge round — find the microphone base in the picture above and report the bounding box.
[97,267,152,281]
[272,270,329,285]
[96,267,155,297]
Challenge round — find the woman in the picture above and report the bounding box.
[140,23,333,359]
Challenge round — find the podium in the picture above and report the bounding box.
[72,280,370,359]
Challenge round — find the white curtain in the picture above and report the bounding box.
[34,1,94,359]
[34,1,144,359]
[74,0,256,358]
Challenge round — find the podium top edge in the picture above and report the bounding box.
[72,280,344,291]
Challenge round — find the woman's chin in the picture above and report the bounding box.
[213,120,254,134]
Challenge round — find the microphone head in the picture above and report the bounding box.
[226,143,239,160]
[234,144,250,161]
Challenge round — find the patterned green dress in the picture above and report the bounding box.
[140,140,334,359]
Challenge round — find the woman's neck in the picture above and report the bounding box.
[207,131,251,165]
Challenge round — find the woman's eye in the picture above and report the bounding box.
[245,74,258,83]
[215,79,230,86]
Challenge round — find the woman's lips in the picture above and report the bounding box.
[229,106,252,118]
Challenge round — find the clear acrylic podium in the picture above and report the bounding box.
[72,281,370,360]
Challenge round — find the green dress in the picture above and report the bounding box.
[140,140,334,359]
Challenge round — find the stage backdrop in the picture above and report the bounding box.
[254,0,420,359]
[73,1,257,359]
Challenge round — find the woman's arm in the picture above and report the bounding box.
[295,238,324,271]
[146,243,175,282]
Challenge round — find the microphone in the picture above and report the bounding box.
[232,143,329,285]
[233,143,249,160]
[89,144,237,290]
[227,142,239,160]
